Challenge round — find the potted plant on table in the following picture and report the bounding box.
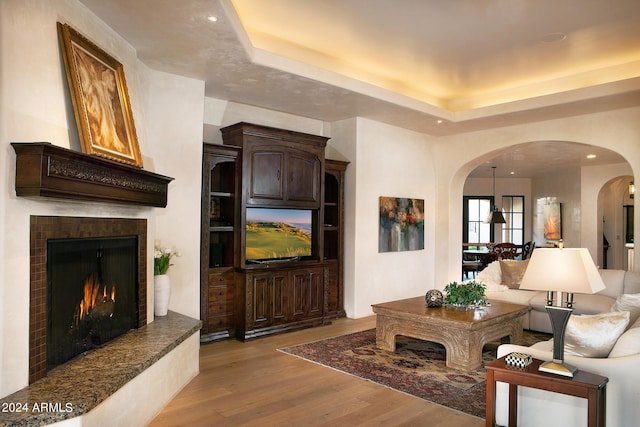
[443,280,488,308]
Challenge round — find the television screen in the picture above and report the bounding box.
[246,208,312,261]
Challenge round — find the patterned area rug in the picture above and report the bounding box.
[279,329,549,418]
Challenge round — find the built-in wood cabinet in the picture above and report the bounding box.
[239,265,325,339]
[222,122,325,209]
[247,147,321,205]
[200,144,240,342]
[200,122,347,342]
[324,159,348,318]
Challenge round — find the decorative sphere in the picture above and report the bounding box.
[425,289,444,307]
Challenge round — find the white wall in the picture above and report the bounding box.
[530,167,582,248]
[339,118,437,318]
[203,100,329,143]
[0,0,202,398]
[140,68,205,319]
[589,167,634,269]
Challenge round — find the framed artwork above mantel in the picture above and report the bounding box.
[57,22,143,168]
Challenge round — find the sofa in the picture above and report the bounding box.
[476,260,640,333]
[474,260,640,426]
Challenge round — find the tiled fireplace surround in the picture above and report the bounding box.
[29,215,148,383]
[0,215,201,426]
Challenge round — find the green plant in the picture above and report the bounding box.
[154,243,180,276]
[443,281,487,307]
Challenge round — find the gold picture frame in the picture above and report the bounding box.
[57,22,143,167]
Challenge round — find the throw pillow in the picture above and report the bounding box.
[610,293,640,326]
[609,317,640,358]
[499,259,529,289]
[476,260,508,292]
[564,311,629,358]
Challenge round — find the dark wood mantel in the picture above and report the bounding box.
[12,142,174,207]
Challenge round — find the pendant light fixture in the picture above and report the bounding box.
[485,166,506,224]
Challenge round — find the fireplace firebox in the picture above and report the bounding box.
[47,236,139,371]
[30,216,147,383]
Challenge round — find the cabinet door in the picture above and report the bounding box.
[291,268,324,320]
[249,271,289,327]
[249,150,284,202]
[291,269,308,317]
[307,268,324,317]
[251,273,271,326]
[287,151,320,204]
[271,272,288,323]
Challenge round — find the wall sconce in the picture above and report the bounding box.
[630,181,635,199]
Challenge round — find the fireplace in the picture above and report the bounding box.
[30,216,147,383]
[47,236,139,372]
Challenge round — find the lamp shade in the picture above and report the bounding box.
[519,248,605,294]
[486,209,506,224]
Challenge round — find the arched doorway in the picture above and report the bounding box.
[461,140,632,272]
[599,175,635,269]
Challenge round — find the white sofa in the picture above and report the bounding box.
[495,330,640,427]
[476,260,640,333]
[473,261,640,426]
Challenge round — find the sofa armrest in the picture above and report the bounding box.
[494,343,640,427]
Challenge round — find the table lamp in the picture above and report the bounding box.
[519,247,605,377]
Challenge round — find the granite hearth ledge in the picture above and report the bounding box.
[0,311,201,427]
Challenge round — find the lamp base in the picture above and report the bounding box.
[538,360,577,377]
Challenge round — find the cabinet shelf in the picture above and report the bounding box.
[210,226,234,232]
[210,191,233,198]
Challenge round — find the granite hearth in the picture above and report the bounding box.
[0,311,201,426]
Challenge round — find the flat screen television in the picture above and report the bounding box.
[246,208,313,262]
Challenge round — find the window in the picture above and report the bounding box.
[502,196,524,245]
[463,196,495,246]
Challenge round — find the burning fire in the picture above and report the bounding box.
[74,275,116,326]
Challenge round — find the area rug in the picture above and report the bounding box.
[279,329,549,418]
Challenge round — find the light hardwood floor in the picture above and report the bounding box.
[148,316,485,427]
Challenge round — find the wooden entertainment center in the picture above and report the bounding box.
[200,122,348,342]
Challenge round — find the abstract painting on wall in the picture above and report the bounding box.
[543,200,562,240]
[379,197,425,252]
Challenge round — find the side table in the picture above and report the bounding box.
[485,356,608,427]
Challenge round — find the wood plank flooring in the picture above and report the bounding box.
[148,316,485,427]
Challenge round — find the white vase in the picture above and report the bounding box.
[154,274,171,316]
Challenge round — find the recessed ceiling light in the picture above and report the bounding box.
[510,171,515,175]
[207,15,218,23]
[436,119,443,124]
[541,32,566,43]
[586,154,597,159]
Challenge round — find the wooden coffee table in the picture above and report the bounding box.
[371,297,529,371]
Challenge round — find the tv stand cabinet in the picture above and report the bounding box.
[198,122,348,341]
[237,262,326,340]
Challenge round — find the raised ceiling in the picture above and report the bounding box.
[232,0,640,112]
[77,0,637,175]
